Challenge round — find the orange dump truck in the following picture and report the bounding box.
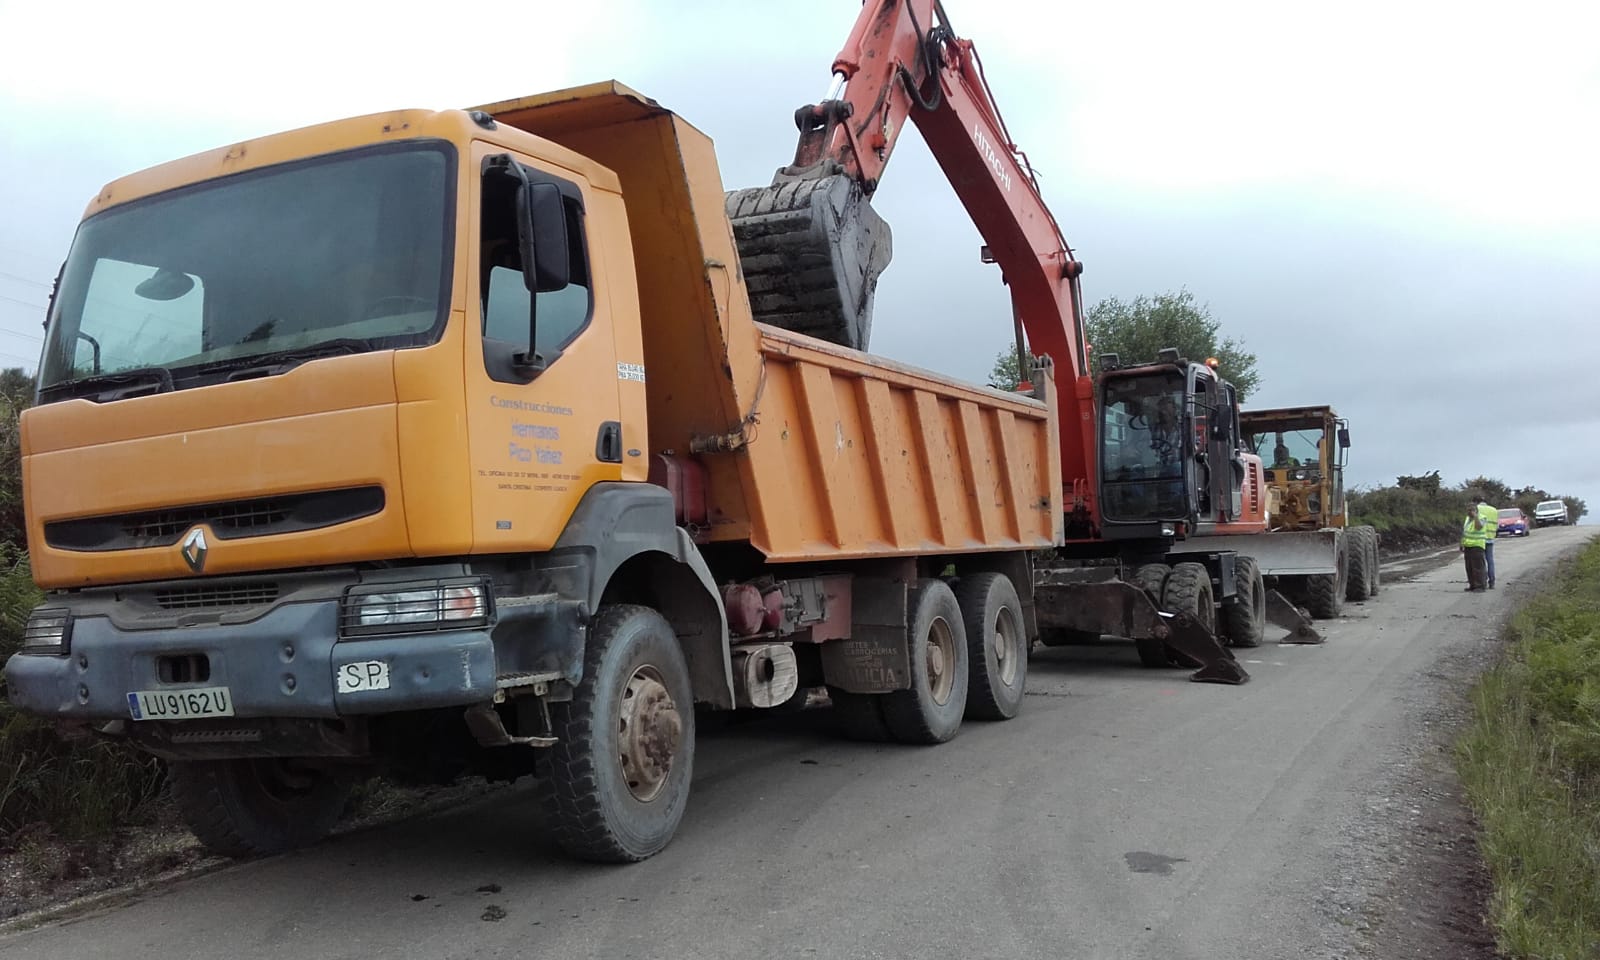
[4,83,1061,862]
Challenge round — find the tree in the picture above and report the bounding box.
[988,348,1026,391]
[1460,476,1513,505]
[1085,289,1260,399]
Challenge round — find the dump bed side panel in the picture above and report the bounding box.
[749,327,1060,560]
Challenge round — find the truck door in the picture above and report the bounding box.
[465,145,623,550]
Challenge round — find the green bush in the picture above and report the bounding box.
[1457,537,1600,959]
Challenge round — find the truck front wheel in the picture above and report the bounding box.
[543,604,695,862]
[170,757,354,858]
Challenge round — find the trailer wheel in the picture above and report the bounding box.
[881,579,969,744]
[170,758,354,858]
[1346,528,1373,602]
[1130,564,1180,668]
[542,604,694,862]
[1304,536,1346,619]
[1220,555,1266,647]
[955,572,1026,721]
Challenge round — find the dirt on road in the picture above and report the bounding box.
[1,527,1590,960]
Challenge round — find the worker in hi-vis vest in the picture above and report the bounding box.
[1461,501,1489,592]
[1475,496,1498,589]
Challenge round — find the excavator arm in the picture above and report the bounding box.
[727,0,1097,523]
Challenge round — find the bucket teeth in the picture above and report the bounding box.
[725,174,892,351]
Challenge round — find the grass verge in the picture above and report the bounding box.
[1456,535,1600,959]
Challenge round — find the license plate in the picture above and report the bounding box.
[127,686,234,721]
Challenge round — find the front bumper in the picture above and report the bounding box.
[4,573,586,724]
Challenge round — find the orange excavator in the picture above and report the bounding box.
[727,0,1294,682]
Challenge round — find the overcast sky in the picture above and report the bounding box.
[1,0,1595,515]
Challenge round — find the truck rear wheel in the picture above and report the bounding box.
[542,603,694,862]
[169,758,354,858]
[828,687,892,741]
[1367,530,1382,596]
[881,579,969,744]
[955,572,1026,721]
[1220,555,1266,648]
[1346,528,1373,602]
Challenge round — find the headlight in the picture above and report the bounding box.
[1160,523,1176,538]
[340,580,491,637]
[1293,469,1309,480]
[20,607,72,655]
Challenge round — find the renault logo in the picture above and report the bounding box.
[180,529,208,573]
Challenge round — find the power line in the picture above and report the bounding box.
[0,270,51,291]
[0,293,45,311]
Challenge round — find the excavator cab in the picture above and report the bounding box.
[1095,350,1253,544]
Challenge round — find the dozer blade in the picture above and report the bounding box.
[1160,611,1251,684]
[1265,588,1324,644]
[725,174,892,351]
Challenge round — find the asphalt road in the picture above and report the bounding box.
[2,526,1591,960]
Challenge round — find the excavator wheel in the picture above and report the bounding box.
[1129,564,1178,669]
[725,174,892,351]
[1220,555,1266,647]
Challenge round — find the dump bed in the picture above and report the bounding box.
[481,83,1061,561]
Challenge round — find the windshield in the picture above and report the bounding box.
[1498,509,1521,520]
[1248,428,1322,470]
[1100,371,1188,521]
[39,141,454,396]
[1537,501,1565,512]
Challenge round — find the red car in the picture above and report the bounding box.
[1497,508,1530,537]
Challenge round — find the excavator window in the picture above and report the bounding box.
[1099,371,1188,522]
[479,165,592,369]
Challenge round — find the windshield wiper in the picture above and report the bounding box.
[39,367,174,404]
[192,338,376,381]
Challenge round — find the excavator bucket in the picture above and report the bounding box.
[1265,589,1324,644]
[1159,610,1250,684]
[1034,578,1250,684]
[725,174,892,351]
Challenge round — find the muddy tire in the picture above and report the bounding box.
[1129,564,1179,668]
[828,687,892,742]
[169,758,354,858]
[880,579,969,744]
[1304,535,1346,619]
[541,604,694,862]
[1162,562,1217,635]
[1346,528,1373,602]
[1220,555,1266,648]
[1360,526,1382,596]
[955,573,1027,721]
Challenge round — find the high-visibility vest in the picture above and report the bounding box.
[1462,513,1487,548]
[1478,502,1498,540]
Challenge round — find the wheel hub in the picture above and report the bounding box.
[926,616,956,706]
[618,666,681,803]
[993,608,1019,686]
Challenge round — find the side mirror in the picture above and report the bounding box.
[517,181,571,294]
[1337,427,1351,449]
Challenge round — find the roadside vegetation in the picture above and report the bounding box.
[1350,472,1586,554]
[0,367,168,867]
[1457,535,1600,959]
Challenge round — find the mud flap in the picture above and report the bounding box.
[724,174,892,351]
[1159,611,1250,685]
[1264,588,1324,644]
